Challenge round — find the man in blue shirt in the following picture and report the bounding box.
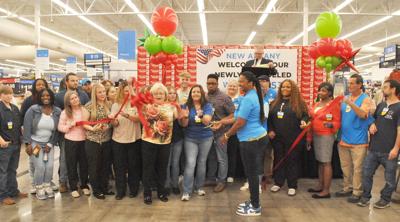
[258,75,277,184]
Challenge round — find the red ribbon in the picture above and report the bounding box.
[273,96,344,171]
[76,94,131,126]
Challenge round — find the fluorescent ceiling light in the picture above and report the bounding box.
[124,0,155,34]
[354,54,373,61]
[358,61,379,68]
[257,0,278,26]
[59,58,66,62]
[340,16,392,39]
[197,0,208,45]
[244,31,257,45]
[52,0,118,41]
[285,0,353,45]
[0,7,117,59]
[50,62,65,68]
[0,62,29,69]
[5,59,35,67]
[363,32,400,47]
[0,42,10,47]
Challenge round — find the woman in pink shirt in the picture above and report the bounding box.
[58,91,90,198]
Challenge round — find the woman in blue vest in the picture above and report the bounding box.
[220,71,268,217]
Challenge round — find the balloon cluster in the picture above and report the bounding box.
[141,7,184,65]
[309,12,360,74]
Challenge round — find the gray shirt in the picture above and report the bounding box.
[207,89,235,136]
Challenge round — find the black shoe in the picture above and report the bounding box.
[158,194,168,202]
[357,197,370,207]
[94,192,105,200]
[144,195,152,205]
[312,193,331,199]
[104,190,115,195]
[172,187,180,195]
[374,199,391,209]
[115,194,125,200]
[347,195,361,203]
[308,188,323,193]
[335,190,352,197]
[129,191,138,198]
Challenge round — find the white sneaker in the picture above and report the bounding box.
[194,189,206,196]
[82,188,91,196]
[240,182,249,191]
[30,185,37,194]
[270,185,281,193]
[288,188,296,196]
[181,193,190,201]
[227,177,234,183]
[36,186,47,200]
[43,183,54,198]
[71,191,80,198]
[50,181,59,191]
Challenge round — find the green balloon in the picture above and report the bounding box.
[325,56,332,64]
[316,56,326,68]
[325,63,333,73]
[315,12,342,38]
[162,36,179,54]
[174,40,184,54]
[331,56,342,66]
[144,35,162,55]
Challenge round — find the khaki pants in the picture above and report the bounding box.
[338,144,367,196]
[264,143,274,177]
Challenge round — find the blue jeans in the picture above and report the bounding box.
[0,144,21,201]
[362,151,398,202]
[59,138,68,183]
[31,141,55,186]
[214,135,228,183]
[183,137,213,194]
[166,139,183,188]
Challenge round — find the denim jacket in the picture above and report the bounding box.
[23,104,61,147]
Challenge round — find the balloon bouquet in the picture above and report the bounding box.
[138,6,184,84]
[309,12,360,81]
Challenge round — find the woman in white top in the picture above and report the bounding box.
[110,81,142,200]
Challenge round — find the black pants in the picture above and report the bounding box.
[85,140,112,194]
[227,134,242,178]
[141,141,170,196]
[112,140,141,195]
[206,142,217,181]
[65,139,88,191]
[272,138,302,189]
[240,136,268,209]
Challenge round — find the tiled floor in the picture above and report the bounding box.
[1,148,400,222]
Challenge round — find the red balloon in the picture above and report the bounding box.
[309,42,319,59]
[155,52,167,63]
[317,38,336,56]
[151,7,178,36]
[335,39,353,58]
[150,55,160,65]
[164,59,172,66]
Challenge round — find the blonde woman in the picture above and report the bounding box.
[111,81,142,200]
[142,82,178,205]
[58,91,90,198]
[83,84,113,200]
[107,86,117,104]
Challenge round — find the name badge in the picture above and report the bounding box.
[381,107,389,116]
[234,104,238,110]
[195,115,202,123]
[277,111,284,119]
[7,121,12,130]
[326,114,333,121]
[345,105,351,112]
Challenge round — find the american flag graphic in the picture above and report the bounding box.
[197,48,225,64]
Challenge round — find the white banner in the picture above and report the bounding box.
[196,48,298,91]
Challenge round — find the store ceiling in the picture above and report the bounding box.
[0,0,399,71]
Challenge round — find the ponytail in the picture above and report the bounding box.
[240,71,265,122]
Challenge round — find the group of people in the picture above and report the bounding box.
[0,66,399,217]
